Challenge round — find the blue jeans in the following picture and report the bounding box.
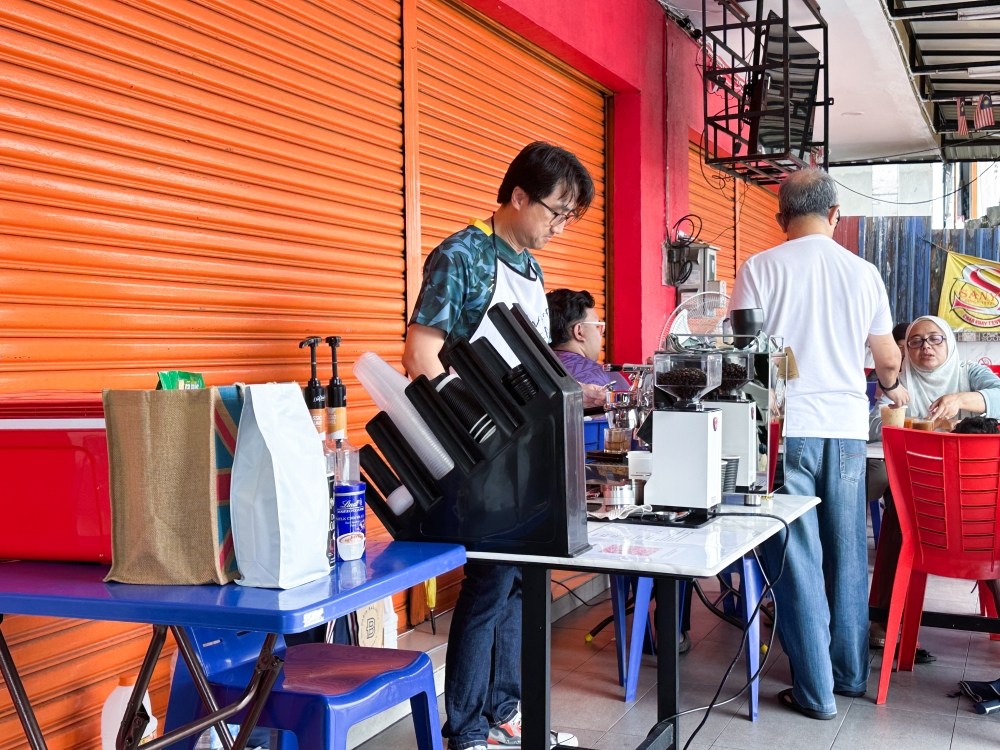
[443,563,521,749]
[760,437,869,714]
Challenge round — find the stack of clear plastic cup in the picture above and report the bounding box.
[353,352,454,479]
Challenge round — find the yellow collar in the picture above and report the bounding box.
[470,218,493,236]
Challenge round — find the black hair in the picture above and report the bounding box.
[952,416,1000,434]
[497,142,595,217]
[547,289,595,347]
[892,322,909,343]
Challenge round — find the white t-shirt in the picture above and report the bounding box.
[729,234,893,440]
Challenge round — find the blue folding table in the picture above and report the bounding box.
[0,540,465,750]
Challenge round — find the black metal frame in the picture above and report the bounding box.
[700,0,830,184]
[888,0,1000,161]
[519,566,683,750]
[870,606,1000,635]
[0,615,284,750]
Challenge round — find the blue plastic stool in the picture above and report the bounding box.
[613,553,764,719]
[870,497,882,548]
[715,555,765,720]
[609,575,660,702]
[864,466,882,548]
[164,628,442,750]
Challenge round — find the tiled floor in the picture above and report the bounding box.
[359,532,1000,750]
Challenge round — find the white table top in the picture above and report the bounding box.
[467,494,819,578]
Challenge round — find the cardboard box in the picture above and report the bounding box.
[356,603,384,648]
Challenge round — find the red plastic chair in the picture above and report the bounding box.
[978,581,1000,641]
[878,427,1000,704]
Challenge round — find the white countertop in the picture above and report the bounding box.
[467,494,819,578]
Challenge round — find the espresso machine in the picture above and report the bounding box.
[627,351,723,524]
[583,365,651,513]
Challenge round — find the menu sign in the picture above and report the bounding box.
[939,251,1000,330]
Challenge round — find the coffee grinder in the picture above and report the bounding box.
[628,351,723,523]
[704,350,755,489]
[701,308,763,491]
[705,308,788,496]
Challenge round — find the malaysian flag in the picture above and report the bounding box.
[975,93,996,131]
[958,98,969,136]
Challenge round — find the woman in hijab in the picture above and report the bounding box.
[868,315,1000,653]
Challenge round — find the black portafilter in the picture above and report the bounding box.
[431,373,497,444]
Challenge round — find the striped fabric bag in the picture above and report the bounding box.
[212,385,242,579]
[102,386,243,585]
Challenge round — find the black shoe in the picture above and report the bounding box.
[833,688,866,698]
[679,631,691,654]
[915,648,937,664]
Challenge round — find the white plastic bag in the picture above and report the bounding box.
[231,383,331,589]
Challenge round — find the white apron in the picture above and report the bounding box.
[468,223,549,367]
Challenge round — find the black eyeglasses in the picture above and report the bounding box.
[536,198,580,228]
[907,334,946,349]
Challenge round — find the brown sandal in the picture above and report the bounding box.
[777,689,837,721]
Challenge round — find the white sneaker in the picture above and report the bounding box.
[550,732,579,748]
[487,708,578,747]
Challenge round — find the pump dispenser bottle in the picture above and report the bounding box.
[299,337,327,441]
[326,336,347,441]
[324,336,364,562]
[324,336,358,485]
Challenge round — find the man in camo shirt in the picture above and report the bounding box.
[403,142,595,750]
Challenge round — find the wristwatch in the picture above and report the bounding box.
[878,377,901,392]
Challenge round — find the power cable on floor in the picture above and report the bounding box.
[551,578,603,607]
[681,514,788,750]
[636,512,790,750]
[692,579,744,629]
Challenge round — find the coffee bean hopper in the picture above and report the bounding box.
[626,351,723,525]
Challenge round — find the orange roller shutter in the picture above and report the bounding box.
[686,142,784,284]
[0,0,404,745]
[687,141,737,285]
[0,0,405,418]
[414,0,609,353]
[739,183,784,264]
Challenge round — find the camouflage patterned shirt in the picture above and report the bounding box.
[409,220,545,349]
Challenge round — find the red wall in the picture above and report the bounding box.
[463,0,706,361]
[666,22,707,231]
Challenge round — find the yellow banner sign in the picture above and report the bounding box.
[937,251,1000,330]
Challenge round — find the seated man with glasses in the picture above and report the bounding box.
[868,315,1000,653]
[546,288,629,391]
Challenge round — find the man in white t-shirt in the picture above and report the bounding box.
[729,169,908,720]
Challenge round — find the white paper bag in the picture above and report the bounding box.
[231,383,331,589]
